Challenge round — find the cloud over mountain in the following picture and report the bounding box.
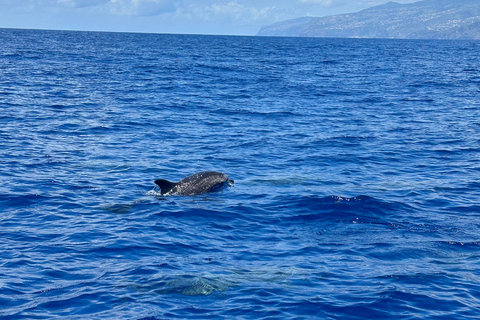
[0,0,420,35]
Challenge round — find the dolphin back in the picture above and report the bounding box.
[154,171,233,196]
[179,171,228,195]
[154,179,178,195]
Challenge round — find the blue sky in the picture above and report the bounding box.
[1,0,417,35]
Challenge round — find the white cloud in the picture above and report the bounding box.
[1,0,177,16]
[178,1,275,24]
[112,0,176,16]
[299,0,338,4]
[1,0,418,18]
[209,2,273,21]
[298,0,416,5]
[57,0,110,8]
[56,0,92,6]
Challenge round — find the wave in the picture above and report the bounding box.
[271,195,412,224]
[0,193,51,207]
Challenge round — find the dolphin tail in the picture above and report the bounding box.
[154,179,177,195]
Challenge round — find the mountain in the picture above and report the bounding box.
[257,0,480,40]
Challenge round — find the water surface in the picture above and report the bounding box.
[1,29,480,319]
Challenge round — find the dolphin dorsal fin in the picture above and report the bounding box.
[154,179,177,195]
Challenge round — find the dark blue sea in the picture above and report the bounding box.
[1,28,480,319]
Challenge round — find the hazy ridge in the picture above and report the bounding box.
[257,0,480,39]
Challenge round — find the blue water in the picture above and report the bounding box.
[1,28,480,319]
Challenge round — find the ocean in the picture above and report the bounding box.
[1,28,480,319]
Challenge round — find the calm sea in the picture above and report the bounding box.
[1,28,480,319]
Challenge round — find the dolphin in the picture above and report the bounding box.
[154,171,234,196]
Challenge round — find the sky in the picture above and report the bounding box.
[0,0,418,35]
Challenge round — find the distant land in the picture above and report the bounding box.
[257,0,480,40]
